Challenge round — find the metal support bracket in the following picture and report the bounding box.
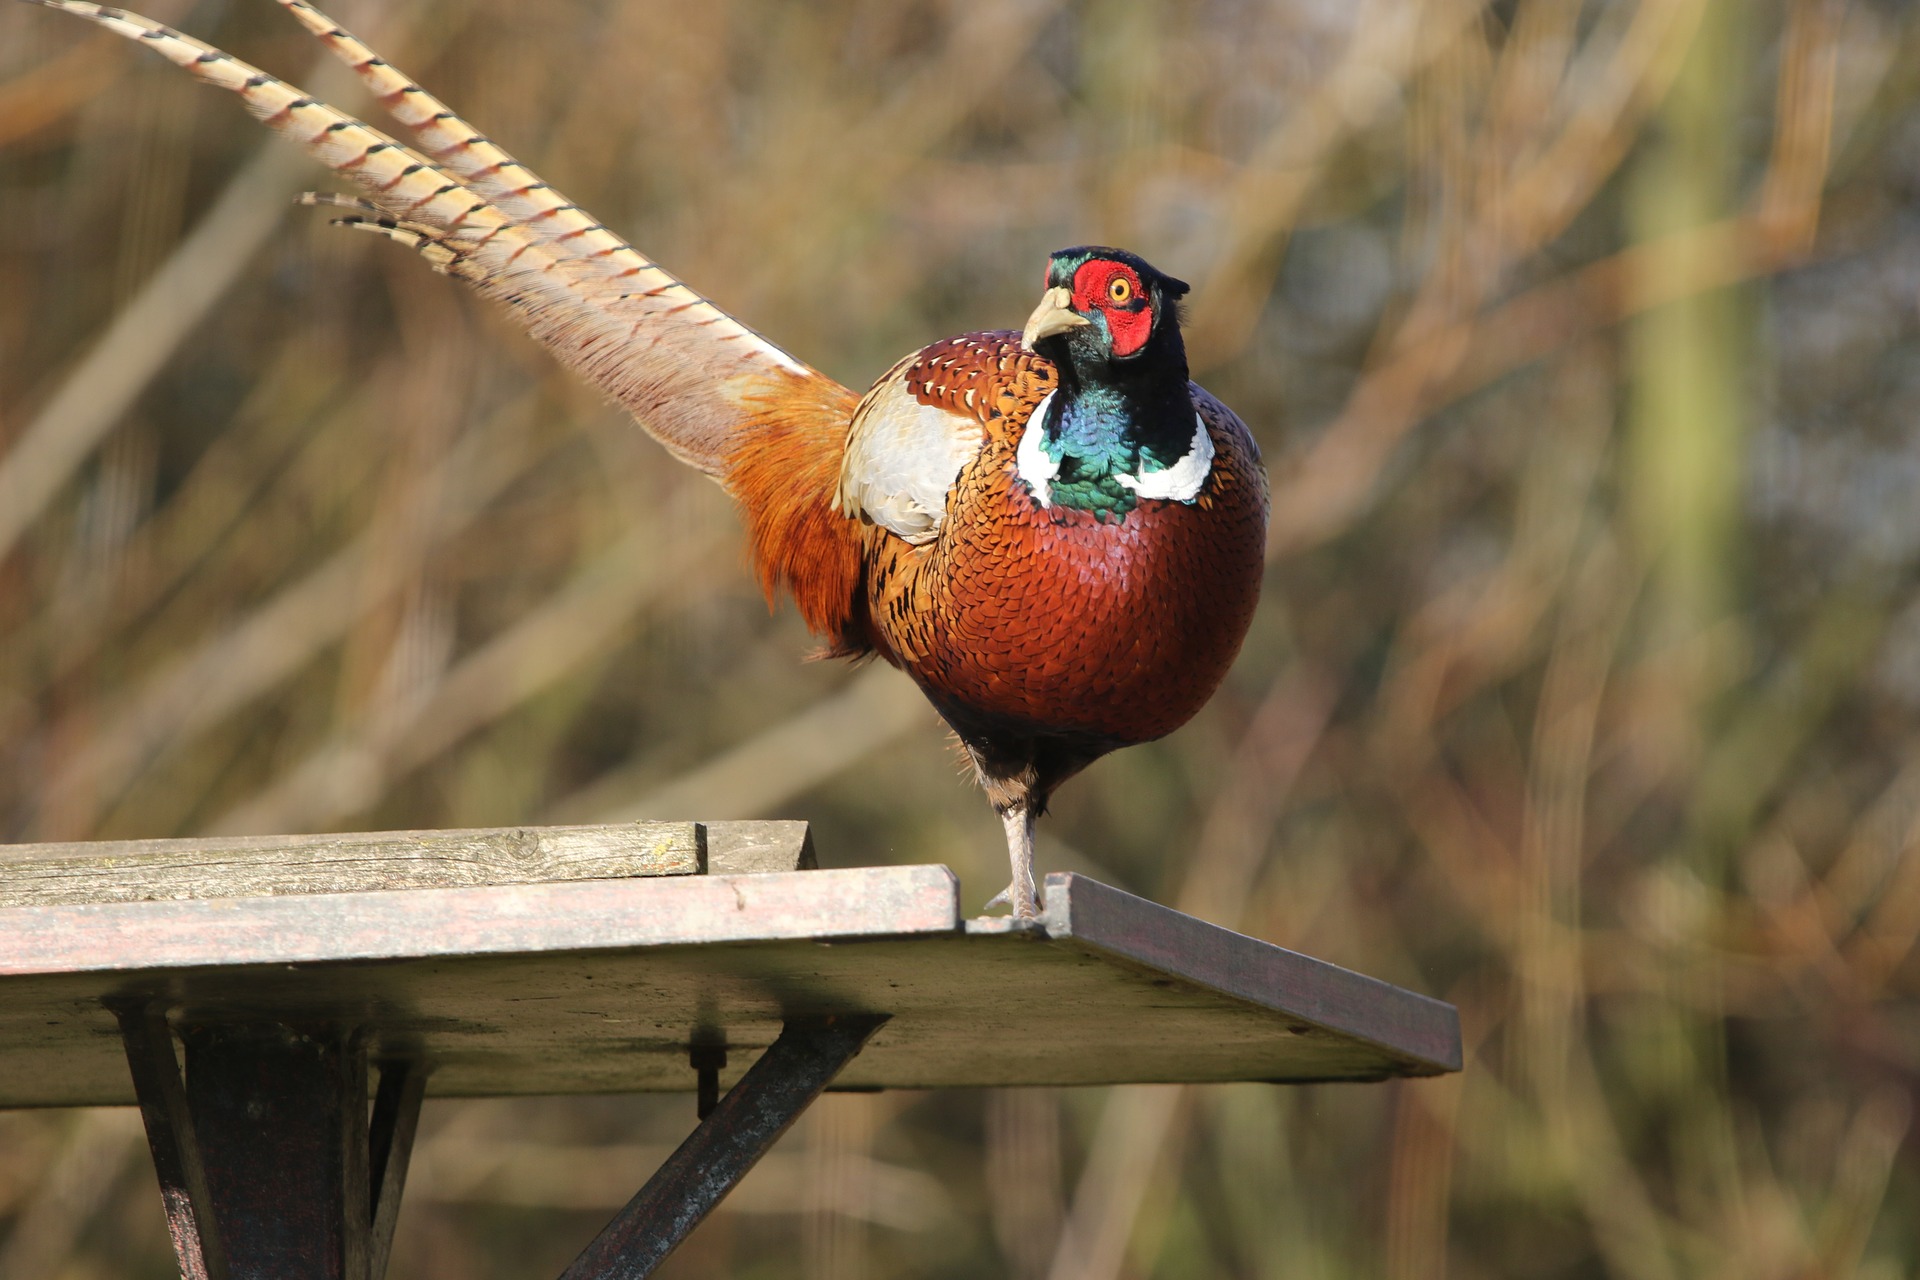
[688,1040,727,1121]
[111,1003,426,1280]
[110,1002,230,1280]
[559,1014,889,1280]
[368,1059,429,1280]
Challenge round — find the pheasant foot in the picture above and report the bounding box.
[990,803,1039,920]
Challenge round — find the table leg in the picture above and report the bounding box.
[113,1005,428,1280]
[114,1003,876,1280]
[180,1022,370,1280]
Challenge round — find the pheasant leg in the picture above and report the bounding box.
[986,803,1039,920]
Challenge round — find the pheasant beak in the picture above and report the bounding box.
[1021,286,1092,352]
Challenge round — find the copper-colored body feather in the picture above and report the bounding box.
[859,336,1267,748]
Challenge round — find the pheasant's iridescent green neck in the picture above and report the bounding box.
[1020,245,1204,518]
[1033,380,1197,520]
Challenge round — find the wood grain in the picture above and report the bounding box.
[0,868,1458,1106]
[704,820,815,875]
[0,865,964,978]
[0,822,705,907]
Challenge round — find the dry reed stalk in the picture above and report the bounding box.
[2,0,1916,1274]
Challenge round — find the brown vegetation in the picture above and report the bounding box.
[2,0,1917,1276]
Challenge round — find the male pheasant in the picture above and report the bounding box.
[22,0,1269,919]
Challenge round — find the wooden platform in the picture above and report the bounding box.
[0,820,1461,1278]
[0,822,1458,1108]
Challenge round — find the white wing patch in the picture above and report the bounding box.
[838,377,985,544]
[1014,391,1061,507]
[1115,414,1215,502]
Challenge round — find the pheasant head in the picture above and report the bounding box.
[1016,248,1206,520]
[1021,247,1191,376]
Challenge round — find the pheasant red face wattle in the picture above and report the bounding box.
[1070,258,1153,357]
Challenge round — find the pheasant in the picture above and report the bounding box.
[21,0,1269,919]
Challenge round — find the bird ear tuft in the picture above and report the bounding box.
[1161,274,1191,300]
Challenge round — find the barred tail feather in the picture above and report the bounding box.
[268,0,830,447]
[20,4,546,277]
[272,0,648,282]
[21,0,867,643]
[18,1,833,478]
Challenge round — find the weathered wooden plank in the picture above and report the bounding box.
[704,820,815,875]
[0,867,1461,1107]
[0,865,962,977]
[0,823,704,907]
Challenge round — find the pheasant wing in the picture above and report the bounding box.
[839,332,1063,544]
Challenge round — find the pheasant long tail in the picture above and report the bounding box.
[20,0,867,645]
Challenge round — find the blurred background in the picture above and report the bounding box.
[1,0,1917,1275]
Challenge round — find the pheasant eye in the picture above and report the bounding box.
[1108,276,1135,305]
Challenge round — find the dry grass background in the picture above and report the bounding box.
[3,0,1919,1275]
